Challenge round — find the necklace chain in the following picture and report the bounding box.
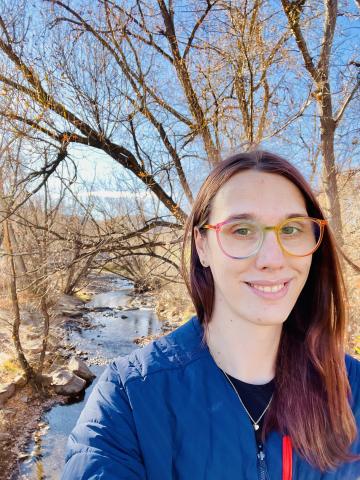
[222,370,273,431]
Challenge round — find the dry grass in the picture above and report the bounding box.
[2,359,21,373]
[155,282,195,324]
[73,289,92,302]
[0,359,23,384]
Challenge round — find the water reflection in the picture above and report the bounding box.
[17,286,160,479]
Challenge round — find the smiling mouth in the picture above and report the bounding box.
[245,282,287,293]
[244,280,291,299]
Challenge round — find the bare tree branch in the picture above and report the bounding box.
[334,78,360,126]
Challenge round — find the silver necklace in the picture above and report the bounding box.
[222,370,273,431]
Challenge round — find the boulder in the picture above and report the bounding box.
[24,342,44,355]
[88,306,111,312]
[0,383,16,407]
[13,374,27,388]
[50,369,86,396]
[62,310,83,318]
[57,294,85,309]
[68,357,95,382]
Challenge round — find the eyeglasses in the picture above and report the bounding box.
[200,216,327,259]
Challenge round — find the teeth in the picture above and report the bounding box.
[251,283,285,293]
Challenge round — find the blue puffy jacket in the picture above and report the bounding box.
[62,316,360,479]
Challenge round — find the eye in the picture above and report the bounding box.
[282,226,297,234]
[228,223,258,237]
[234,227,251,235]
[281,224,302,235]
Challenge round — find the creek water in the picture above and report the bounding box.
[16,278,161,479]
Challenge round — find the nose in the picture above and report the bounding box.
[255,230,286,270]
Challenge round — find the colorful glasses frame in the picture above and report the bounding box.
[200,216,328,259]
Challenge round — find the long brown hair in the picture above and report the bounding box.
[181,150,358,471]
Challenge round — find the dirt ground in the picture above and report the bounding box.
[0,386,64,480]
[0,281,101,479]
[0,308,83,479]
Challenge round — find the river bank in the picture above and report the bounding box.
[0,273,193,480]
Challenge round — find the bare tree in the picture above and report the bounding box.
[0,2,187,222]
[0,0,358,298]
[0,0,312,225]
[281,0,360,245]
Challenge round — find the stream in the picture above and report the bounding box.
[16,276,161,479]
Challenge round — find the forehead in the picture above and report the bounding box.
[209,170,307,222]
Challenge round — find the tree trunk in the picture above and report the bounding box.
[37,296,50,376]
[318,82,343,246]
[3,219,36,383]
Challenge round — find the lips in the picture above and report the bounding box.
[245,280,291,299]
[245,278,292,287]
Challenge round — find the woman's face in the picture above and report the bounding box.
[194,170,313,327]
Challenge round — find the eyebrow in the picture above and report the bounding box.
[224,213,308,222]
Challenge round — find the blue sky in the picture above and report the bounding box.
[9,0,359,222]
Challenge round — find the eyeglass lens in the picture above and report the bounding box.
[219,218,321,258]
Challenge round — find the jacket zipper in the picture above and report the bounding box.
[257,441,270,480]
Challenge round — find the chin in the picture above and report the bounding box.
[251,314,289,326]
[259,319,286,327]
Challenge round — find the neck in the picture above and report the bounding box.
[205,312,282,385]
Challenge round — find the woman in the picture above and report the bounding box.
[62,151,360,479]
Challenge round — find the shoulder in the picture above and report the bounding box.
[345,354,360,414]
[345,354,360,383]
[76,316,208,424]
[112,316,207,386]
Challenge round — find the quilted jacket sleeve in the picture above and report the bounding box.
[61,361,146,480]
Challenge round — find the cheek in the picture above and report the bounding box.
[302,257,312,277]
[209,256,252,285]
[295,258,312,289]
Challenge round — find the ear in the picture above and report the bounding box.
[194,226,209,265]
